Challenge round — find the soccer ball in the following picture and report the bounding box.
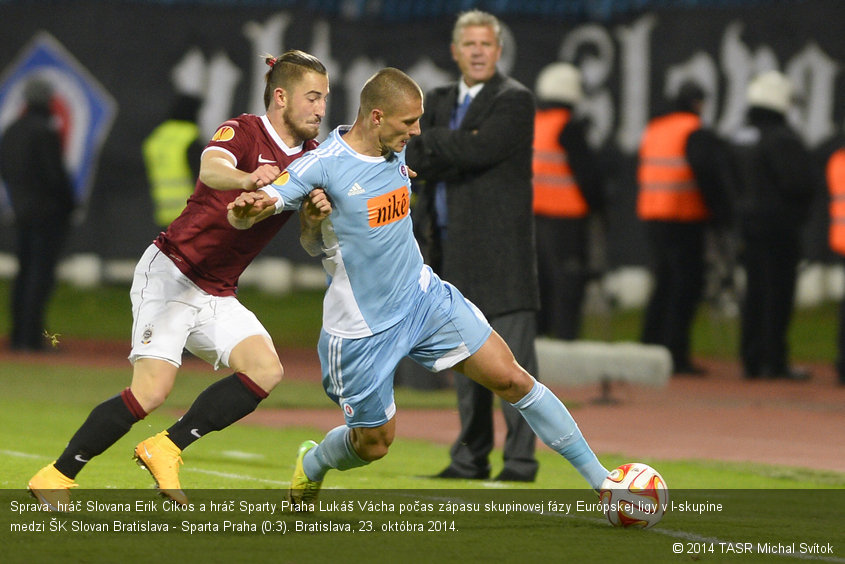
[598,462,668,529]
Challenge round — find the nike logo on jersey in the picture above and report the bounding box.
[258,154,276,164]
[190,428,203,439]
[367,186,409,227]
[347,182,366,196]
[74,455,90,463]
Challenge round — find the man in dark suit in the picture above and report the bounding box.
[406,10,540,482]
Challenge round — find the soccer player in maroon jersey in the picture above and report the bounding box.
[28,50,331,509]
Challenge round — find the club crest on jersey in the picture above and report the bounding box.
[399,164,409,180]
[141,324,154,345]
[211,125,235,142]
[367,186,409,228]
[343,403,354,417]
[272,171,290,186]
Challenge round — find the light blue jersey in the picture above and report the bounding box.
[262,125,491,428]
[263,125,425,338]
[267,127,607,492]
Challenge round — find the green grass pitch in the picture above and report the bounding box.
[1,281,843,561]
[1,361,842,563]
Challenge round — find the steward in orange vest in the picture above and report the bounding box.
[828,147,845,255]
[637,83,735,376]
[533,108,589,218]
[827,144,845,386]
[532,62,604,340]
[637,113,709,221]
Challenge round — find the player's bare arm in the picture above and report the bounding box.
[300,189,332,257]
[227,190,278,229]
[199,150,282,192]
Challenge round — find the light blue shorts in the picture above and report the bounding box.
[317,273,492,427]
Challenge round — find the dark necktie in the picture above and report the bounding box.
[449,93,472,129]
[436,94,472,239]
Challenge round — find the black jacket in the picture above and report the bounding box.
[685,126,735,227]
[0,105,74,223]
[406,72,539,317]
[553,103,605,214]
[730,107,816,233]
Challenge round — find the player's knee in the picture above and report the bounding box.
[488,365,535,403]
[244,359,284,392]
[131,358,179,411]
[352,431,393,462]
[261,361,285,390]
[357,440,391,462]
[229,336,283,391]
[132,387,169,413]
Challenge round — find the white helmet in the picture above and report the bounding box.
[747,70,792,114]
[535,62,583,105]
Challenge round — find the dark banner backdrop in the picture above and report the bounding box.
[0,1,842,266]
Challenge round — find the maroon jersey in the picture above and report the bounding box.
[154,114,318,296]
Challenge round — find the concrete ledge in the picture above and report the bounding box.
[535,338,672,390]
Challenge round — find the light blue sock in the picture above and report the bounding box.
[512,382,609,490]
[302,425,368,481]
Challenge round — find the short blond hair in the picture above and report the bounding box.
[452,10,502,45]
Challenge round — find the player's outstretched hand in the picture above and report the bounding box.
[227,190,278,229]
[228,190,277,213]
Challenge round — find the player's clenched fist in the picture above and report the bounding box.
[303,189,332,222]
[248,164,282,190]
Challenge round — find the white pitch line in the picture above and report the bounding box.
[185,467,288,487]
[0,449,46,460]
[220,450,265,461]
[0,449,287,486]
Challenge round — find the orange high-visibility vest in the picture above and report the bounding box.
[532,108,588,218]
[637,112,709,222]
[828,148,845,255]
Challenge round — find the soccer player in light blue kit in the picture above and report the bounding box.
[228,68,609,503]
